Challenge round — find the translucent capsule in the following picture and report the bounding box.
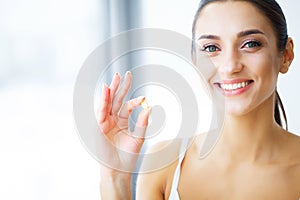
[140,98,149,109]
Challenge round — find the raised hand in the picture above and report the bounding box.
[98,71,151,173]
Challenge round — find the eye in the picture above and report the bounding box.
[201,45,220,53]
[243,40,262,49]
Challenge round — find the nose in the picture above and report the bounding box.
[218,48,243,76]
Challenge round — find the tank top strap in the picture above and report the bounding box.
[168,139,189,200]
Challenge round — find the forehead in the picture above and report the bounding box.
[195,1,275,38]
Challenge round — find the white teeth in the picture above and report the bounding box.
[220,81,250,90]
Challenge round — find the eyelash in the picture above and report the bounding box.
[201,44,220,53]
[242,40,262,48]
[200,40,262,54]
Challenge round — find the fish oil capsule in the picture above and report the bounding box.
[140,98,149,109]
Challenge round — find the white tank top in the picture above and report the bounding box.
[168,139,189,200]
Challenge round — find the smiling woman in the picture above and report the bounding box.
[192,0,291,130]
[98,0,300,199]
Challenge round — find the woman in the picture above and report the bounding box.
[99,0,300,199]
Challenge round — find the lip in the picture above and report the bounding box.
[213,79,254,96]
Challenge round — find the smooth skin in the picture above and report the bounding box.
[98,71,151,200]
[99,1,300,200]
[137,2,300,200]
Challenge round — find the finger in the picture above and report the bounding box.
[132,106,151,138]
[109,72,121,96]
[98,83,110,124]
[118,96,145,119]
[116,96,146,131]
[107,72,121,114]
[112,71,132,115]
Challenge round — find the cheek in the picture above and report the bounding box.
[244,52,279,84]
[194,52,220,84]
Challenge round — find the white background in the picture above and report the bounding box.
[0,0,299,199]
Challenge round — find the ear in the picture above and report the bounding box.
[280,37,294,74]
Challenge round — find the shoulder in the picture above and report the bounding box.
[285,132,300,160]
[284,132,300,189]
[136,139,185,200]
[136,134,208,199]
[290,133,300,165]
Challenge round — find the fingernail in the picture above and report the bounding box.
[112,73,117,80]
[126,71,131,75]
[102,83,108,90]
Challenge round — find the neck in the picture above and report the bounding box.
[215,94,283,163]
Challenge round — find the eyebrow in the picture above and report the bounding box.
[197,29,265,40]
[237,29,265,37]
[198,34,220,40]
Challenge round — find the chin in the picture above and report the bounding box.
[224,104,252,117]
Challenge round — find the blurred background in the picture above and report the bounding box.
[0,0,299,199]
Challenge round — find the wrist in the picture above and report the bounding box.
[100,166,132,200]
[100,166,132,180]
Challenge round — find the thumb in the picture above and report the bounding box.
[132,107,151,138]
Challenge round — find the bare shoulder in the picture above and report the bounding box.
[136,139,183,200]
[284,132,300,189]
[286,132,300,160]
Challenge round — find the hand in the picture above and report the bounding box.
[97,71,151,173]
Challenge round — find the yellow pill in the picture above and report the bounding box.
[140,98,149,109]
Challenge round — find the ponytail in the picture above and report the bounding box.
[274,90,288,130]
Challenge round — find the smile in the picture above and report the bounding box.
[214,80,254,96]
[220,81,252,91]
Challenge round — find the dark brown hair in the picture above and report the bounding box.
[191,0,288,129]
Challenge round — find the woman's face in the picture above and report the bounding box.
[194,1,283,116]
